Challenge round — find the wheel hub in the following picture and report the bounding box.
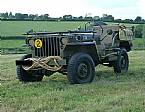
[77,63,88,79]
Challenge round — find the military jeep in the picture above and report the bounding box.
[16,21,133,84]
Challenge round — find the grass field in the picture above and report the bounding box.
[1,51,145,112]
[0,21,143,37]
[0,21,86,36]
[1,40,25,48]
[0,21,85,49]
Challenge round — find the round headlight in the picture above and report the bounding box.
[61,37,68,45]
[29,39,34,46]
[76,35,83,41]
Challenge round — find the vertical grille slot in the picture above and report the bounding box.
[34,36,61,57]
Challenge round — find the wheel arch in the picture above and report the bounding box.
[63,43,99,66]
[119,41,132,52]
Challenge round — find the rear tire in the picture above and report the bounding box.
[16,54,44,82]
[113,48,129,73]
[67,53,95,84]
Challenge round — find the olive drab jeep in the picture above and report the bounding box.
[16,21,133,84]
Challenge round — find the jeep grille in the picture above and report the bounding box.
[34,36,61,57]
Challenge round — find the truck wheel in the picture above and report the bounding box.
[67,53,95,84]
[113,48,129,73]
[16,54,44,82]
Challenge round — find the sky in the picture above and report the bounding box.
[0,0,144,19]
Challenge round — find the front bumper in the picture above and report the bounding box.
[16,56,66,71]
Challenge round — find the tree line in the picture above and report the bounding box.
[0,12,145,24]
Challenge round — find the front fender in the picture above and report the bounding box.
[63,42,99,65]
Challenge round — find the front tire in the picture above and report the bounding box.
[16,54,44,82]
[67,53,95,84]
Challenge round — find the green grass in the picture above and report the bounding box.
[133,38,145,47]
[0,21,142,37]
[0,21,85,36]
[1,40,25,48]
[0,21,84,48]
[1,51,145,112]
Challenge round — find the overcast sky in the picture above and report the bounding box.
[0,0,144,19]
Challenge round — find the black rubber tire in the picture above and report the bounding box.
[113,48,129,73]
[67,53,95,84]
[16,54,44,82]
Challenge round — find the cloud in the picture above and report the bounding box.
[0,0,90,17]
[137,0,145,18]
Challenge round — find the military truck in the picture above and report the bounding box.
[16,21,133,84]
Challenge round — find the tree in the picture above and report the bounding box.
[23,14,28,19]
[135,25,143,38]
[0,12,9,19]
[78,16,83,20]
[63,15,73,20]
[123,19,133,23]
[36,14,49,20]
[134,16,142,23]
[9,12,13,19]
[114,19,122,23]
[15,13,23,19]
[101,14,114,22]
[43,14,49,20]
[28,14,36,20]
[93,16,100,21]
[84,16,93,21]
[15,13,28,20]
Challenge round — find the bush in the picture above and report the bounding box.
[135,25,143,38]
